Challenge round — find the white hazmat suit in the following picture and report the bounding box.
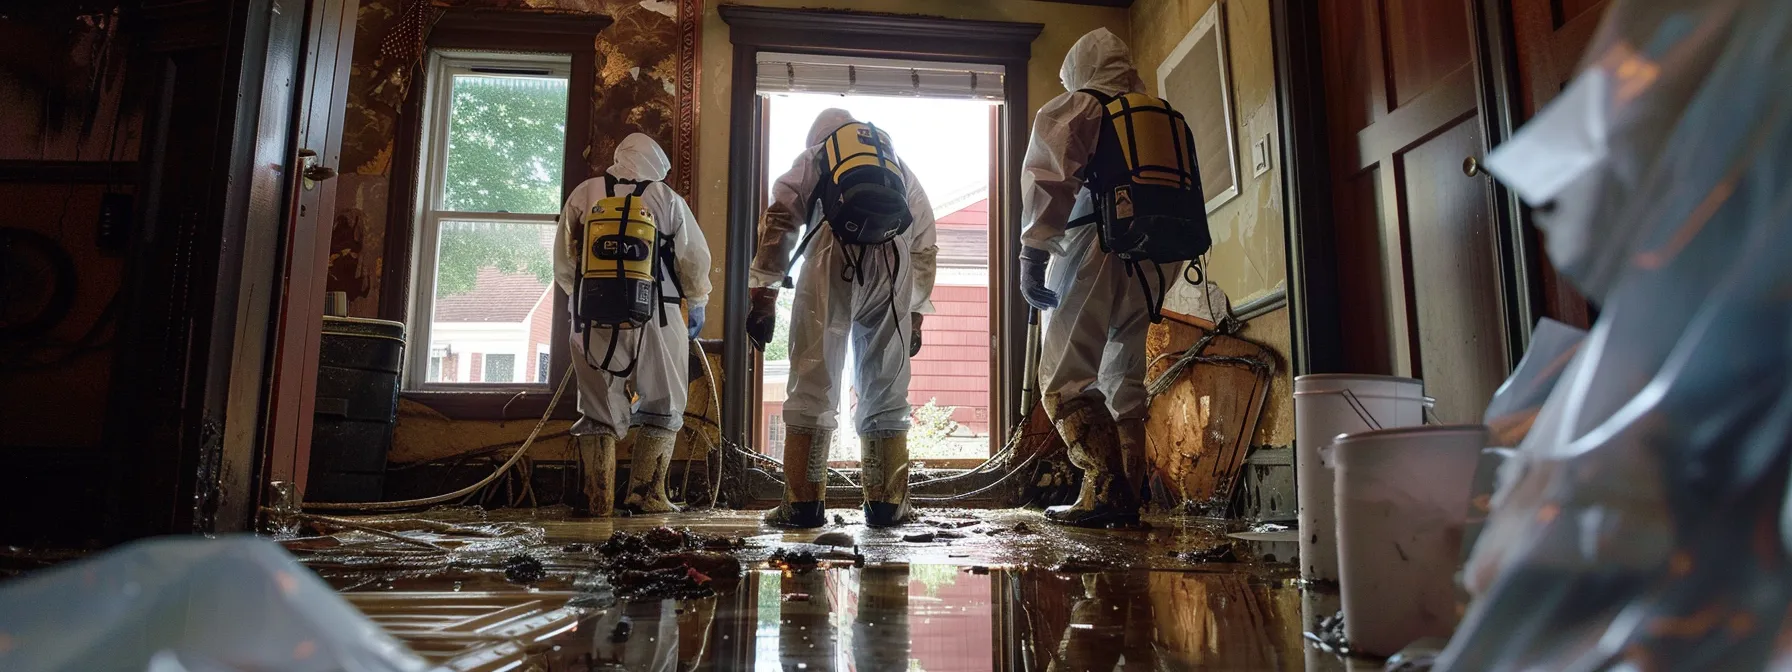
[749,109,939,439]
[554,133,712,514]
[1021,28,1165,526]
[750,109,938,528]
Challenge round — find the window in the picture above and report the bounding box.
[483,354,517,383]
[406,50,571,389]
[537,350,550,384]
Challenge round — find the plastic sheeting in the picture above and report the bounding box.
[0,536,428,672]
[1447,0,1792,668]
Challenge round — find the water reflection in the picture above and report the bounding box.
[545,564,1314,671]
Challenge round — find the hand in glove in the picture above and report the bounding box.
[746,288,779,350]
[1019,246,1060,310]
[686,304,706,340]
[909,313,924,357]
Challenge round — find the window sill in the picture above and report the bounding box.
[401,388,579,422]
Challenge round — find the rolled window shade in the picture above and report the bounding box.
[756,52,1005,100]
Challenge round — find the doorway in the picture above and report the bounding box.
[753,91,1000,470]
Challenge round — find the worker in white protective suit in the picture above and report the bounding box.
[553,133,712,517]
[1019,28,1165,528]
[746,108,939,529]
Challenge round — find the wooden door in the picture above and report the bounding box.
[1510,0,1610,329]
[264,0,358,500]
[1316,0,1512,423]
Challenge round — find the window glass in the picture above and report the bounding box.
[441,74,569,215]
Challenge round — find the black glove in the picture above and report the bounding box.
[909,313,924,357]
[747,288,779,350]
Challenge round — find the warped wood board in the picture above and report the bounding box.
[1144,320,1275,508]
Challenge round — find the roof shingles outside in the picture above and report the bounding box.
[436,266,551,323]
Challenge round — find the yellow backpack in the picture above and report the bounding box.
[574,177,668,376]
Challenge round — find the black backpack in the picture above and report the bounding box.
[1071,89,1213,320]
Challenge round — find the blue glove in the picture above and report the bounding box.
[1019,246,1060,310]
[687,304,706,339]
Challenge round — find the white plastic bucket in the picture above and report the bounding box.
[1293,374,1430,585]
[1329,424,1487,658]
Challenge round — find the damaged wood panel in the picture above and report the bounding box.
[1144,319,1275,510]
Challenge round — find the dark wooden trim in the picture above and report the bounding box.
[0,160,139,184]
[1035,0,1133,6]
[1271,0,1343,375]
[718,6,1043,61]
[375,9,607,418]
[428,11,612,52]
[717,7,1042,473]
[377,60,426,323]
[1472,0,1539,364]
[721,40,758,506]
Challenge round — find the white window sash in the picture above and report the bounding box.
[406,50,572,391]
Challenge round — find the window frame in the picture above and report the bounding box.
[380,9,609,420]
[404,50,572,394]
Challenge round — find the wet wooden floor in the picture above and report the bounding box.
[311,507,1378,671]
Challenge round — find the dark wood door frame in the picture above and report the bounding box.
[377,10,611,421]
[1270,0,1538,377]
[716,6,1043,504]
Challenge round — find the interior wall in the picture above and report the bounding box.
[0,5,139,450]
[1131,0,1294,454]
[694,0,1134,331]
[328,0,694,319]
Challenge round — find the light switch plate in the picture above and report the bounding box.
[1251,134,1272,177]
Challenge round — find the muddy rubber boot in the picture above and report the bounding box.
[624,425,682,514]
[763,428,828,528]
[1043,401,1139,528]
[574,433,617,517]
[862,432,913,527]
[1116,418,1149,507]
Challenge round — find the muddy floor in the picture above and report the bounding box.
[285,507,1383,671]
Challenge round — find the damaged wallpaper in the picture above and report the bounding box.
[328,0,700,317]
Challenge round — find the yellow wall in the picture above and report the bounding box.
[1132,0,1292,445]
[692,0,1133,339]
[1132,0,1285,305]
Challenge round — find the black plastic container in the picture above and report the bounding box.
[307,316,405,502]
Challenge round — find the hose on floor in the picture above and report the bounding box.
[301,363,575,512]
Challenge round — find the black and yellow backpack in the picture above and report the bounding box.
[573,176,684,376]
[815,121,913,246]
[779,121,916,286]
[1071,89,1212,320]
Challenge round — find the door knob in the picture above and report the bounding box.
[1462,156,1481,177]
[298,148,337,189]
[304,164,339,182]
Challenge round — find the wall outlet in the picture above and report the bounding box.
[1251,134,1272,177]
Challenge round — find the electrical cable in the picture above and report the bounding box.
[302,362,575,511]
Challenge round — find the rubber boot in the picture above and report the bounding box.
[763,428,828,528]
[1116,418,1149,507]
[624,425,682,514]
[862,432,913,527]
[1043,400,1139,528]
[574,433,616,517]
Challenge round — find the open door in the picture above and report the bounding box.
[262,0,359,503]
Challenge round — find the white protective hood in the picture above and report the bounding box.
[607,132,671,182]
[807,108,858,147]
[1059,27,1147,96]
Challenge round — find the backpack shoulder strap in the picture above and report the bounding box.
[1076,88,1116,108]
[613,176,653,196]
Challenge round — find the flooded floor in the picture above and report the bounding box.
[298,508,1376,671]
